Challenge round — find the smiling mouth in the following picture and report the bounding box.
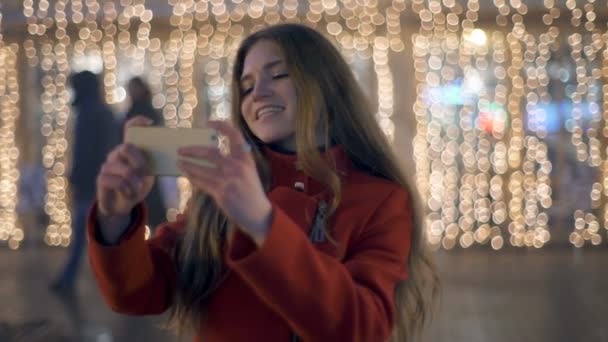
[256,105,285,120]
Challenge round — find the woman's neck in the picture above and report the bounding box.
[265,142,334,155]
[267,143,296,155]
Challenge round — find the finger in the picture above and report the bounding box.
[108,144,147,175]
[178,146,245,175]
[177,145,237,166]
[178,159,224,180]
[97,173,137,199]
[118,144,148,174]
[177,145,219,159]
[179,162,221,194]
[205,120,250,157]
[124,115,154,141]
[100,162,144,191]
[187,174,221,196]
[125,115,154,129]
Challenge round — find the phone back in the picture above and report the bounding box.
[125,127,218,176]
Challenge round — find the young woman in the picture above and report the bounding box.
[123,76,167,228]
[89,24,439,341]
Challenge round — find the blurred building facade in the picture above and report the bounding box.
[0,0,606,251]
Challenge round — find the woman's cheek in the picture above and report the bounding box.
[241,101,252,122]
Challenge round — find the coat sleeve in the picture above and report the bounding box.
[87,201,184,315]
[226,187,412,342]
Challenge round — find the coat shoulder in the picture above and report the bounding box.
[343,169,407,202]
[337,169,411,230]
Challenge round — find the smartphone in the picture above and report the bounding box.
[125,126,218,176]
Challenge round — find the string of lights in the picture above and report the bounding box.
[4,1,606,249]
[412,0,556,250]
[18,0,401,247]
[567,0,605,247]
[0,6,24,250]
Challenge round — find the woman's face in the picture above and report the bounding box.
[240,40,298,151]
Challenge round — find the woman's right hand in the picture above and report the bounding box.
[96,116,155,220]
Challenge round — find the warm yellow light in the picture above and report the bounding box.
[0,41,23,249]
[465,28,488,46]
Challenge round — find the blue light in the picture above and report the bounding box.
[423,78,476,106]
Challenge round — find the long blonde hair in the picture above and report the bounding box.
[170,24,439,341]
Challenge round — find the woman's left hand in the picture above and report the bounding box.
[177,120,272,246]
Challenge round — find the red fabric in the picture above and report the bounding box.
[88,146,413,342]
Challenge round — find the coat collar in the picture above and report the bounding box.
[262,145,352,195]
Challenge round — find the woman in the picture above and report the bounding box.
[89,24,439,341]
[123,76,167,228]
[125,76,163,126]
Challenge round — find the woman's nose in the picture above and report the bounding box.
[252,79,272,100]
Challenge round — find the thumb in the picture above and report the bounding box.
[124,116,154,141]
[126,115,154,128]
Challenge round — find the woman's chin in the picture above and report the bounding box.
[253,132,295,150]
[254,131,285,144]
[254,134,276,144]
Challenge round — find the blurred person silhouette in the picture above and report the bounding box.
[125,76,163,125]
[51,70,120,291]
[124,76,167,228]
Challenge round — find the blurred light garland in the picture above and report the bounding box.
[20,0,403,244]
[566,0,605,247]
[0,5,24,250]
[33,0,74,247]
[14,0,608,249]
[412,0,554,250]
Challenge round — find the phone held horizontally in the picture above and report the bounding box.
[125,126,218,176]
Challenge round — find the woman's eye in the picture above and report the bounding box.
[241,73,287,96]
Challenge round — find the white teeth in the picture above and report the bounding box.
[256,105,284,119]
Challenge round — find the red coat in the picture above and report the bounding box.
[88,146,413,342]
